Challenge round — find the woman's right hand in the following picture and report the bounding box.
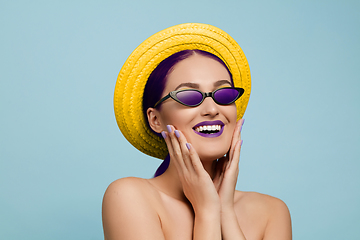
[162,125,221,215]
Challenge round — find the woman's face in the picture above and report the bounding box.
[155,54,237,161]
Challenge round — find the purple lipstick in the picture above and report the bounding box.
[192,120,225,138]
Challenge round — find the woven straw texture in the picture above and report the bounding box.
[114,23,251,159]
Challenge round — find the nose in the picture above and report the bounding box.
[199,96,219,117]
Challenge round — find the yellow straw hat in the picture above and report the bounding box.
[114,23,251,159]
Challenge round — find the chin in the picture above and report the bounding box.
[190,138,231,161]
[197,148,229,161]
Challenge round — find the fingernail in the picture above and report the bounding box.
[161,131,166,139]
[239,125,243,132]
[240,140,243,146]
[175,130,180,138]
[166,125,172,133]
[186,143,191,150]
[242,118,245,125]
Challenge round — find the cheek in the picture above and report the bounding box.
[159,106,196,128]
[224,104,238,122]
[225,105,238,135]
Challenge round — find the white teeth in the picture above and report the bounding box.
[194,125,222,133]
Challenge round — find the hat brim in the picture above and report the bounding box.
[114,23,251,159]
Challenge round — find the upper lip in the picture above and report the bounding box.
[193,120,224,129]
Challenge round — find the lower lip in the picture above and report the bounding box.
[193,126,224,138]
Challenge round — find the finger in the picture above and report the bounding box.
[227,139,242,171]
[229,120,240,160]
[165,125,188,171]
[167,125,186,168]
[239,118,244,142]
[229,119,244,160]
[173,129,195,173]
[185,142,205,175]
[161,130,175,159]
[161,130,183,171]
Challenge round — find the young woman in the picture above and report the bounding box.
[103,23,292,240]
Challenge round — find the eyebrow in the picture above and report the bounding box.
[175,82,199,90]
[174,80,232,90]
[214,79,232,88]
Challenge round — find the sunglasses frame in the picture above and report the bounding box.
[153,87,244,108]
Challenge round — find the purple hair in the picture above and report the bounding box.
[142,50,233,177]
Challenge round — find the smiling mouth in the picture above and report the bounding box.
[194,125,222,134]
[192,121,225,138]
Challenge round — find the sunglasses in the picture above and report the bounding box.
[153,87,244,108]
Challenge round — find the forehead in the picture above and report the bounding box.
[164,54,231,90]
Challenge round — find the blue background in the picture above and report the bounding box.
[1,1,359,239]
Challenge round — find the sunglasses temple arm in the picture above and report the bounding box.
[153,94,171,108]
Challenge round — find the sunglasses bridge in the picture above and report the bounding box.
[201,91,216,103]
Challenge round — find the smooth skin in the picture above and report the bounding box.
[102,54,292,240]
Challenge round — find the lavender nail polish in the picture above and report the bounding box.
[186,143,191,150]
[240,140,243,146]
[161,131,166,139]
[166,125,172,133]
[175,130,180,138]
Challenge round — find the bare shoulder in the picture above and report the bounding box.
[102,177,160,215]
[104,177,151,198]
[102,177,165,240]
[235,191,290,214]
[234,191,292,240]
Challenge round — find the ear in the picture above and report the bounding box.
[146,107,163,133]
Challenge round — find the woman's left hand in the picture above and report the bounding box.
[212,119,244,209]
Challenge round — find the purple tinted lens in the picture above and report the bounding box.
[214,88,239,104]
[176,90,203,106]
